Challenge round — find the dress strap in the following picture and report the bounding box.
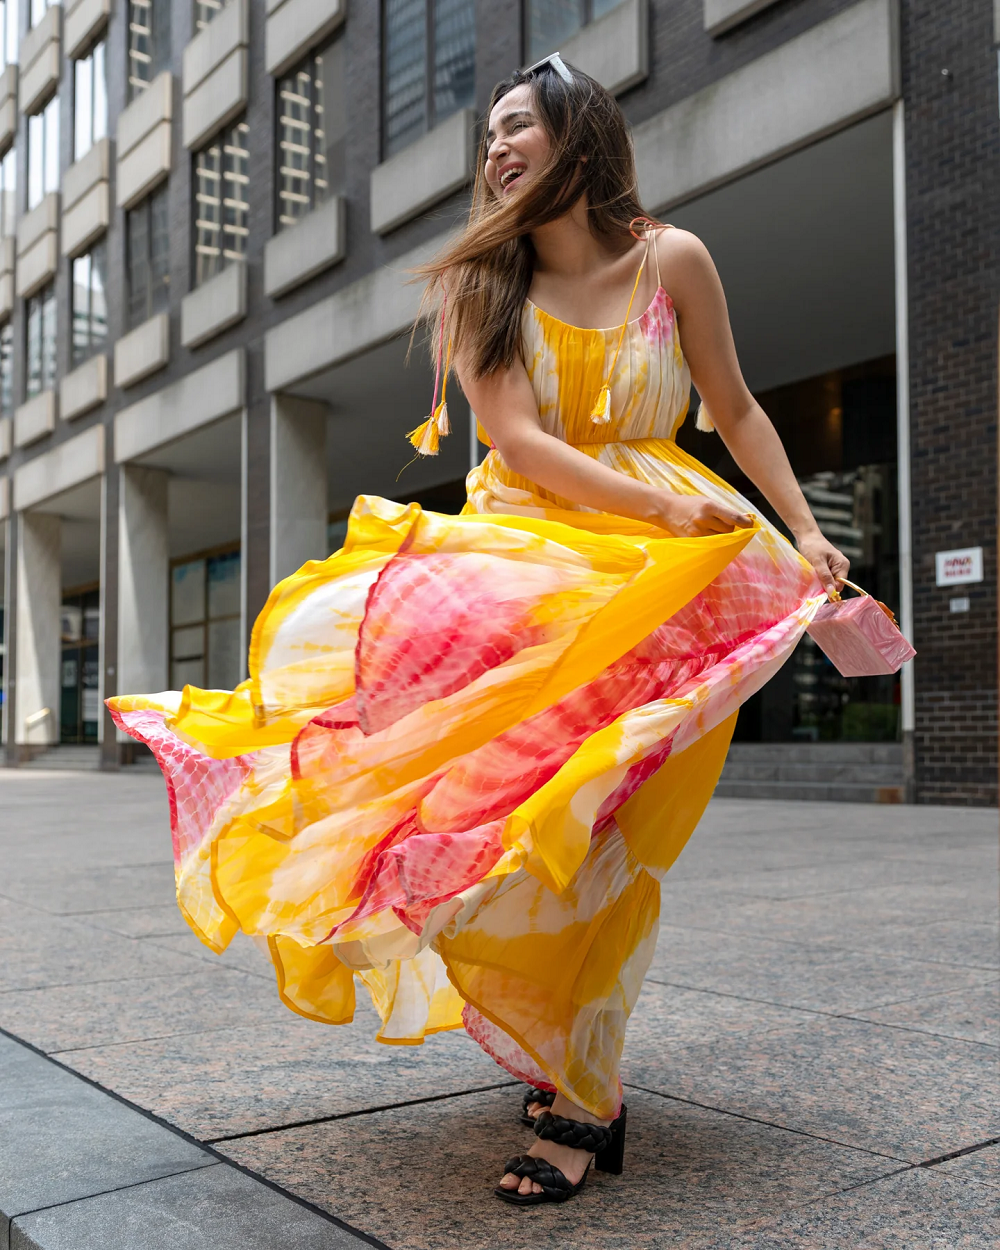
[589,243,649,425]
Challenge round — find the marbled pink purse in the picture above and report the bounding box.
[807,580,916,677]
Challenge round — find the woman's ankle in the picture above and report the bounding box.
[548,1091,610,1127]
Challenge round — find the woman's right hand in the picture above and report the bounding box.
[650,492,754,537]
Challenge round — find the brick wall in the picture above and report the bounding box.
[903,0,999,804]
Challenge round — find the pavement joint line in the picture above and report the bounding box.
[915,1136,1000,1168]
[6,1161,223,1226]
[204,1080,522,1143]
[643,976,1000,1045]
[0,1025,393,1250]
[621,1081,914,1164]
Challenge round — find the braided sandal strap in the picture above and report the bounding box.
[502,1155,575,1200]
[534,1110,613,1154]
[521,1087,556,1113]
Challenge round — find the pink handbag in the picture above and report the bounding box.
[807,580,916,677]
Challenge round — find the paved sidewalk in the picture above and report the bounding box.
[0,772,997,1248]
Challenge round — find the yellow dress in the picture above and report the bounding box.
[109,273,823,1121]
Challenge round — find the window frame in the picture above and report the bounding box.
[127,0,171,103]
[25,281,57,399]
[381,0,476,160]
[26,93,59,211]
[71,239,109,369]
[274,35,345,233]
[125,182,170,329]
[192,117,250,288]
[523,0,623,63]
[73,37,108,163]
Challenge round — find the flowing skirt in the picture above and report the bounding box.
[109,436,822,1119]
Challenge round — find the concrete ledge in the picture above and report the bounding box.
[16,231,58,299]
[114,312,170,388]
[704,0,781,35]
[183,47,247,151]
[0,235,14,318]
[265,0,345,78]
[559,0,648,95]
[18,5,61,115]
[13,390,57,448]
[181,261,247,347]
[0,414,11,459]
[0,474,8,516]
[115,347,245,461]
[370,107,474,235]
[63,136,110,209]
[184,0,246,92]
[117,122,171,208]
[634,0,899,211]
[118,70,173,157]
[0,65,16,155]
[265,230,450,391]
[60,352,108,419]
[16,192,58,255]
[264,194,345,298]
[65,0,111,60]
[14,422,105,508]
[63,181,110,257]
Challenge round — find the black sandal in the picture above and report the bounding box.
[518,1086,556,1125]
[494,1104,627,1205]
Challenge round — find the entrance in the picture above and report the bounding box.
[60,585,100,743]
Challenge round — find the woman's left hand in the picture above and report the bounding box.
[797,530,850,598]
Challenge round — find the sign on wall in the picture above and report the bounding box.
[935,547,984,587]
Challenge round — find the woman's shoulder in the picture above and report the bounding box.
[651,224,711,266]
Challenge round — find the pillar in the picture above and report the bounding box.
[269,395,328,585]
[15,511,60,748]
[117,465,169,708]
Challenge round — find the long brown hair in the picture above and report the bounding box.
[417,61,651,380]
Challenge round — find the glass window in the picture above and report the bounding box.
[383,0,474,158]
[170,549,242,691]
[71,240,108,368]
[194,0,226,33]
[0,146,15,237]
[29,0,51,28]
[26,282,56,397]
[27,94,59,210]
[0,0,19,67]
[74,39,107,161]
[126,182,170,327]
[193,118,249,286]
[0,321,13,416]
[60,587,101,743]
[275,37,345,230]
[525,0,623,62]
[128,0,170,102]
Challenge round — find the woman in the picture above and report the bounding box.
[109,58,847,1208]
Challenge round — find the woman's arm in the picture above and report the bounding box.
[664,229,849,594]
[457,355,752,536]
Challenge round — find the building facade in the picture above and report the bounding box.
[0,0,996,804]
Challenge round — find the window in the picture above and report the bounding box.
[29,0,53,28]
[170,549,242,691]
[26,282,56,397]
[194,0,227,33]
[0,0,18,67]
[0,321,13,416]
[193,119,249,286]
[27,94,59,210]
[383,0,474,158]
[71,240,108,367]
[60,588,101,743]
[126,183,170,327]
[525,0,623,62]
[74,39,108,161]
[0,146,15,237]
[276,38,345,230]
[128,0,171,102]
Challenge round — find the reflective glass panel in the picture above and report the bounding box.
[433,0,474,123]
[384,0,427,157]
[193,119,249,286]
[526,0,583,61]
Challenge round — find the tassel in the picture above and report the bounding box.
[407,416,440,456]
[590,385,612,424]
[434,400,450,437]
[695,402,715,433]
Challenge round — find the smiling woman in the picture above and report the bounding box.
[109,54,847,1212]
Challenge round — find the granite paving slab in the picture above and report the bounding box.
[673,857,993,901]
[0,968,284,1054]
[68,904,193,940]
[853,980,1000,1047]
[62,1008,513,1140]
[726,1164,1000,1248]
[625,1015,1000,1162]
[934,1144,1000,1188]
[11,1162,372,1250]
[141,929,279,980]
[0,862,177,916]
[0,1032,212,1244]
[217,1086,894,1250]
[647,923,996,1013]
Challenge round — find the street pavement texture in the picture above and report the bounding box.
[0,771,997,1249]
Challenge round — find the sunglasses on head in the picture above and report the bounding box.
[522,51,573,84]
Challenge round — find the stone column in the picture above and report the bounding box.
[117,465,169,712]
[269,395,328,586]
[15,511,60,748]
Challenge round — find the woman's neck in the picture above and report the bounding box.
[529,200,620,278]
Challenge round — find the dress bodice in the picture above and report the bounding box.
[520,286,692,446]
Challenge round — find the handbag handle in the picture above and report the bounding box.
[830,577,898,625]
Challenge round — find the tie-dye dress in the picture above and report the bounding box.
[108,278,824,1122]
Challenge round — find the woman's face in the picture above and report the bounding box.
[484,83,551,200]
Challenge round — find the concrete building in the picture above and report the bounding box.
[0,0,995,804]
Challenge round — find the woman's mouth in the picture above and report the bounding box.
[499,164,526,190]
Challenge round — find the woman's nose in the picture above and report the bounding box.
[487,135,508,165]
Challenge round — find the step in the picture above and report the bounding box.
[714,779,905,804]
[725,742,903,765]
[17,746,102,771]
[720,761,904,785]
